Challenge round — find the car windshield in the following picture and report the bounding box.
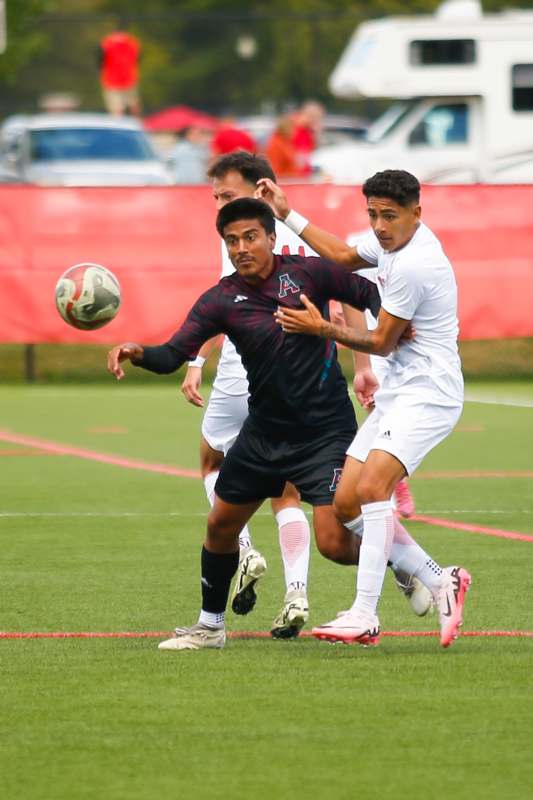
[365,100,419,145]
[29,128,155,161]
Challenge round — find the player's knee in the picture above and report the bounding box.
[200,440,224,477]
[355,475,389,505]
[206,510,239,548]
[332,492,359,523]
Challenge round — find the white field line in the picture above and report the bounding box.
[1,508,532,519]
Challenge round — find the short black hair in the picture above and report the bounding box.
[216,198,276,238]
[363,170,420,207]
[207,151,277,185]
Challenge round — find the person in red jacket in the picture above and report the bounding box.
[265,115,301,179]
[99,25,142,117]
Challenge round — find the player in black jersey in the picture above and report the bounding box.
[108,198,380,651]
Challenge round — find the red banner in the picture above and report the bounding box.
[0,184,531,343]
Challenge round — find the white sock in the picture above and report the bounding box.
[276,507,310,593]
[389,517,443,592]
[204,471,252,550]
[353,500,394,616]
[198,610,225,629]
[344,514,364,537]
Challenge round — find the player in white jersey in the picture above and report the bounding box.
[180,152,315,638]
[258,169,471,648]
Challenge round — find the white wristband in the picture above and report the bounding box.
[188,356,206,368]
[284,209,309,236]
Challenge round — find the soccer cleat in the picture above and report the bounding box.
[230,547,267,615]
[394,569,435,616]
[270,588,309,639]
[312,609,381,646]
[435,566,472,648]
[158,623,226,651]
[394,479,415,518]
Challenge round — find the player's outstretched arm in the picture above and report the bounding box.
[255,178,367,270]
[275,295,411,357]
[107,342,144,380]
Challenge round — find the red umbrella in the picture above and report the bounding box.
[143,105,219,132]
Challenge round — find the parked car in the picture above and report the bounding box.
[0,113,172,186]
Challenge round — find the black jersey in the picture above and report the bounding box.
[138,254,380,434]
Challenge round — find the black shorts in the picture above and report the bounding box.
[215,417,357,507]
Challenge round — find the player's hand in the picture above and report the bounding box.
[354,367,379,409]
[274,293,325,336]
[398,322,416,345]
[107,342,143,380]
[181,366,204,407]
[254,178,290,220]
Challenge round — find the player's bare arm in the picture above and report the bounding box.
[341,304,379,408]
[255,178,369,271]
[275,294,411,357]
[107,342,144,380]
[181,335,222,408]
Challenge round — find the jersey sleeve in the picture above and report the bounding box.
[354,229,380,265]
[381,257,424,321]
[309,258,381,318]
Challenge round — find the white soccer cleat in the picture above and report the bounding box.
[270,588,309,639]
[435,566,472,648]
[394,569,435,616]
[230,547,267,615]
[312,609,380,646]
[158,623,226,651]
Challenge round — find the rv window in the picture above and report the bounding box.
[408,104,468,147]
[512,65,533,111]
[410,40,476,66]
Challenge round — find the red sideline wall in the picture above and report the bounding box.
[0,183,531,344]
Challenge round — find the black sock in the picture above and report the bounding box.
[201,546,240,613]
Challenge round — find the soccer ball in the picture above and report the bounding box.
[55,263,121,330]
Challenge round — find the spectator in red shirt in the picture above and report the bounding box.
[211,118,257,156]
[99,24,142,117]
[291,100,325,176]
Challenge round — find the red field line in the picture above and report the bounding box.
[416,470,533,479]
[0,430,201,479]
[411,514,533,542]
[1,430,531,541]
[1,630,532,639]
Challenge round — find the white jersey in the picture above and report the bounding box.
[356,222,463,406]
[213,220,317,395]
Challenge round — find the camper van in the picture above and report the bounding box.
[312,0,533,183]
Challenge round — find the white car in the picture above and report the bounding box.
[0,113,172,186]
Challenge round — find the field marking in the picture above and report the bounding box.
[464,393,533,409]
[1,430,531,541]
[1,509,532,519]
[415,470,533,479]
[1,630,532,640]
[411,514,533,542]
[0,430,201,479]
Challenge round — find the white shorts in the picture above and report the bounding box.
[201,386,249,455]
[347,393,462,476]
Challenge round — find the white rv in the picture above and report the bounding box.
[312,0,533,183]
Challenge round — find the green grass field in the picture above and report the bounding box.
[1,381,532,800]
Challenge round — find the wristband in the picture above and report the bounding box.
[188,356,206,368]
[284,209,309,236]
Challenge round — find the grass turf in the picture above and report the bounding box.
[1,382,532,800]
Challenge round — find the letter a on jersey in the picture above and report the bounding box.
[278,273,300,298]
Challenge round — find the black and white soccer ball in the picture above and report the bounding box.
[55,263,121,330]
